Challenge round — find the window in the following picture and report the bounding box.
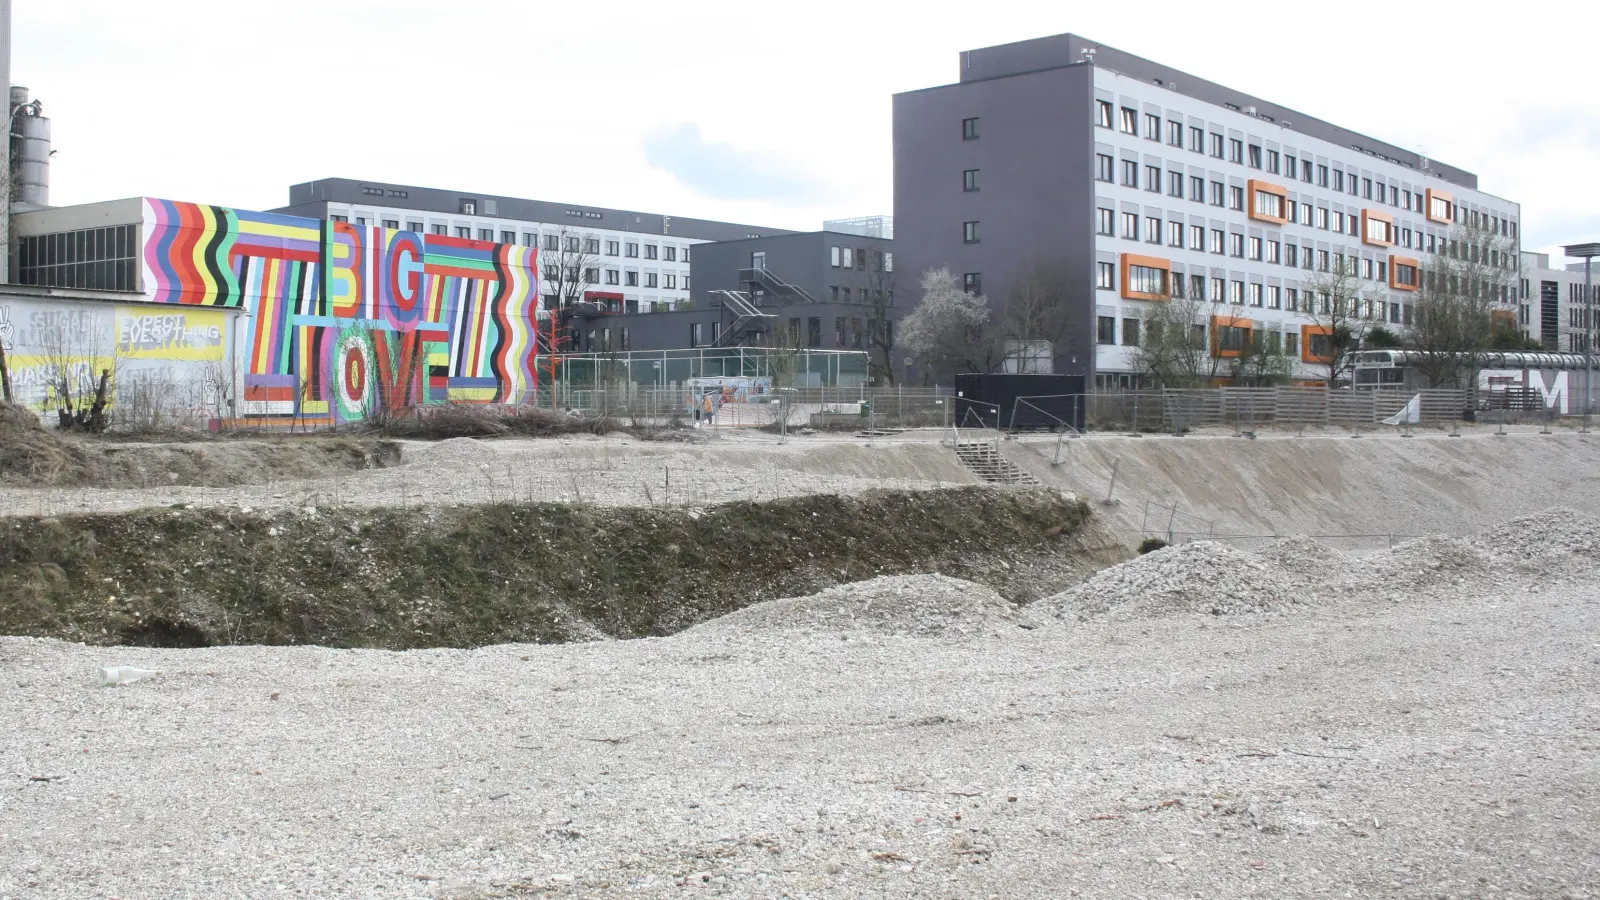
[1286,288,1299,312]
[1145,165,1161,191]
[1122,159,1139,187]
[962,117,979,139]
[1301,160,1313,182]
[1128,264,1166,297]
[625,242,639,258]
[644,245,658,260]
[1266,150,1279,174]
[1266,240,1280,264]
[1361,258,1374,280]
[1209,229,1224,254]
[1096,154,1114,182]
[963,169,979,191]
[683,246,691,263]
[1189,126,1204,152]
[562,236,579,252]
[1121,212,1139,240]
[1248,236,1262,260]
[1123,318,1141,346]
[456,227,471,238]
[1229,138,1243,163]
[1144,113,1160,140]
[584,267,599,284]
[1228,233,1245,257]
[1189,224,1204,250]
[1284,155,1296,179]
[1172,275,1187,298]
[1229,280,1245,305]
[1095,101,1112,128]
[584,238,601,254]
[1315,207,1329,230]
[1248,145,1262,169]
[963,221,980,243]
[475,228,491,241]
[1096,261,1115,289]
[1209,133,1224,158]
[1254,190,1283,220]
[1119,107,1137,134]
[829,246,840,267]
[1332,211,1344,233]
[1167,220,1183,247]
[625,271,639,286]
[604,269,619,285]
[1209,277,1225,303]
[1098,316,1117,344]
[841,247,854,268]
[1168,171,1184,197]
[664,246,677,262]
[1228,186,1244,210]
[1145,216,1162,243]
[1268,285,1282,309]
[431,224,447,235]
[1096,208,1114,235]
[605,240,619,256]
[1210,181,1224,206]
[1393,261,1420,289]
[1317,164,1329,187]
[690,323,704,348]
[883,252,892,272]
[1363,178,1373,200]
[962,272,981,294]
[1333,170,1345,192]
[381,219,399,229]
[1317,249,1330,272]
[1190,175,1205,202]
[1247,283,1263,307]
[1168,120,1183,146]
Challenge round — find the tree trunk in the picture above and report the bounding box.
[0,342,12,403]
[87,368,111,433]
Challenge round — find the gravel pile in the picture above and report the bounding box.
[1351,535,1493,591]
[1049,541,1303,620]
[1469,507,1600,575]
[1253,534,1349,590]
[686,574,1037,638]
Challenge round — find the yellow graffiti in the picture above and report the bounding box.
[115,306,226,361]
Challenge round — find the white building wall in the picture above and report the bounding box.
[1089,67,1520,381]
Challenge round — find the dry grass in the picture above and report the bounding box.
[369,403,620,440]
[0,402,91,485]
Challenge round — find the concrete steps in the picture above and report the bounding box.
[954,441,1039,485]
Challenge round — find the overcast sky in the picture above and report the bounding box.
[17,0,1598,261]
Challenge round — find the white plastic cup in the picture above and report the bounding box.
[98,666,158,686]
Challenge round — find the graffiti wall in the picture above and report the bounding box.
[139,198,544,423]
[0,297,228,417]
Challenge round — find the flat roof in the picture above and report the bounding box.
[932,32,1478,191]
[276,178,798,243]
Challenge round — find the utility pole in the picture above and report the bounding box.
[1563,243,1600,431]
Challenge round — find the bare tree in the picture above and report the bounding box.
[0,303,14,403]
[541,226,601,311]
[1404,216,1518,389]
[995,259,1078,375]
[862,259,898,385]
[899,267,994,381]
[1298,255,1380,387]
[36,307,117,431]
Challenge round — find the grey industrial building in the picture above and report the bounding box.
[893,33,1521,384]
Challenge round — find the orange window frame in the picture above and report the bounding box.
[1389,254,1420,292]
[1120,253,1172,301]
[1246,180,1289,225]
[1361,209,1395,247]
[1301,323,1334,363]
[1424,188,1454,225]
[1209,314,1253,358]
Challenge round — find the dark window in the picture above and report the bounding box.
[807,317,822,348]
[1122,318,1140,347]
[963,221,979,243]
[962,117,979,139]
[382,219,399,229]
[963,169,979,191]
[1095,154,1114,182]
[407,221,423,231]
[962,273,981,294]
[1097,316,1116,345]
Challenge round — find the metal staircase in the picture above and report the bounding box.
[737,267,817,304]
[953,441,1039,485]
[709,289,777,347]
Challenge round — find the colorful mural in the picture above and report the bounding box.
[139,199,545,423]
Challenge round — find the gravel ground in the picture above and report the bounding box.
[0,433,974,518]
[4,518,1597,899]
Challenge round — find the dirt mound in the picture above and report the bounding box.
[1254,534,1349,589]
[0,402,90,485]
[686,574,1036,638]
[0,487,1093,650]
[1468,508,1600,575]
[1050,540,1304,620]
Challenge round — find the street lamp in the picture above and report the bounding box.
[1564,242,1600,431]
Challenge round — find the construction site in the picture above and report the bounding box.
[2,398,1598,898]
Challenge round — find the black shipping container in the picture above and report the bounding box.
[953,374,1087,431]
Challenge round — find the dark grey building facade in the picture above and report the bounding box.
[691,231,895,309]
